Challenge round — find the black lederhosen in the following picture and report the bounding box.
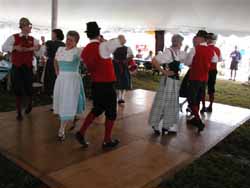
[207,69,217,95]
[11,65,33,96]
[91,82,117,120]
[188,80,206,106]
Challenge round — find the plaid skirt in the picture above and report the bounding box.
[148,76,180,129]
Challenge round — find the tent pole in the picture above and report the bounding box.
[155,30,165,55]
[52,0,58,30]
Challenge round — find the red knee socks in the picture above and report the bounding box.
[79,112,96,135]
[191,105,200,120]
[104,119,115,142]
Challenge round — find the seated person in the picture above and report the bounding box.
[135,49,143,59]
[144,50,153,61]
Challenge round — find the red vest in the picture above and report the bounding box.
[81,42,116,83]
[208,45,221,70]
[12,34,34,67]
[189,45,213,81]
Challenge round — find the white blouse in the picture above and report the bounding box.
[55,47,82,62]
[89,38,122,59]
[155,48,187,65]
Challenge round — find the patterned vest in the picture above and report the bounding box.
[11,34,34,67]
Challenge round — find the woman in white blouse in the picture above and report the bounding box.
[148,34,186,135]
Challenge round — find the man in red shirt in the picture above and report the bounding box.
[2,17,40,120]
[200,33,222,113]
[186,30,213,132]
[75,22,126,148]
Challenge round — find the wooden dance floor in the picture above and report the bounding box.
[0,89,249,188]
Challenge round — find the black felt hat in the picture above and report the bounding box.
[85,22,101,36]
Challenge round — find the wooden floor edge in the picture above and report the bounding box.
[141,118,250,188]
[236,116,250,127]
[142,156,194,188]
[0,147,60,188]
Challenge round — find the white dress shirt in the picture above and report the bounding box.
[184,42,207,66]
[155,47,187,65]
[2,33,39,53]
[89,38,122,59]
[208,44,223,64]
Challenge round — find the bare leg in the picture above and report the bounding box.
[58,120,68,141]
[234,70,237,81]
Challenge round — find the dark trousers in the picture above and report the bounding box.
[207,70,217,95]
[11,65,33,96]
[44,61,56,96]
[188,80,206,106]
[91,82,117,120]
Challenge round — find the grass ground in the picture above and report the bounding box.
[0,154,44,188]
[0,71,249,188]
[132,72,250,108]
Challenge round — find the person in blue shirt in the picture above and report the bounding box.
[229,46,241,81]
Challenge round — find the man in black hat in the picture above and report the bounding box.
[75,21,126,148]
[200,33,222,113]
[2,17,40,120]
[185,30,213,132]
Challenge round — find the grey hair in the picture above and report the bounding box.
[171,34,184,44]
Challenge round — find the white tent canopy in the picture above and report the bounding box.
[0,0,250,36]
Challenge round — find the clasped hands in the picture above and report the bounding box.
[14,44,40,52]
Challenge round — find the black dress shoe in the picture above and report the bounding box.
[25,105,32,114]
[162,128,168,135]
[102,139,120,148]
[200,107,206,113]
[206,106,212,112]
[187,117,205,132]
[75,132,89,148]
[152,126,160,135]
[186,117,198,125]
[118,99,125,105]
[197,120,205,132]
[192,119,205,132]
[16,113,23,121]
